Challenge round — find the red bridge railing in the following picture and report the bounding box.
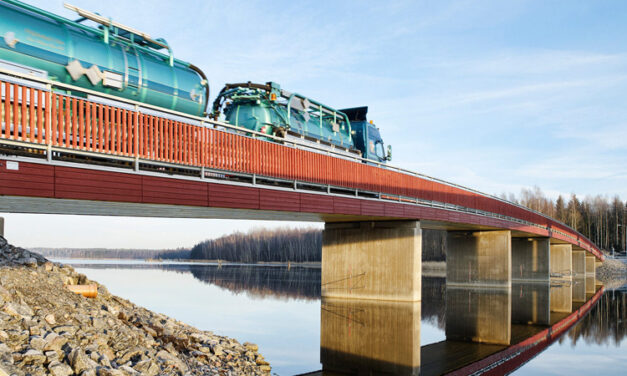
[0,76,604,259]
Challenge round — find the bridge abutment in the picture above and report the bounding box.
[549,244,572,279]
[446,230,511,288]
[511,237,550,282]
[321,221,421,302]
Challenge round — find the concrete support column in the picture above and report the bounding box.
[446,230,511,288]
[445,287,511,345]
[322,221,421,302]
[572,250,585,277]
[0,216,4,237]
[511,237,550,282]
[585,255,596,276]
[550,244,572,279]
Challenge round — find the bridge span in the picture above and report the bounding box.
[0,70,604,303]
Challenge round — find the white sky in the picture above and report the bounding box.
[2,0,627,248]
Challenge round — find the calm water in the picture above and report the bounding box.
[63,260,627,375]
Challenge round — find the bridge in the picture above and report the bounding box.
[0,69,604,305]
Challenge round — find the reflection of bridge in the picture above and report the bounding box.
[316,281,604,376]
[0,69,605,302]
[71,263,610,375]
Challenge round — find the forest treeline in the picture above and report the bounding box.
[190,228,322,262]
[503,187,627,253]
[34,247,190,260]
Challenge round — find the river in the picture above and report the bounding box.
[61,260,627,375]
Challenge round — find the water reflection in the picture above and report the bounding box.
[68,261,625,375]
[70,262,320,300]
[321,299,420,376]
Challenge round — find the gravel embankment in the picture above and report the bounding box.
[596,257,627,287]
[0,236,271,376]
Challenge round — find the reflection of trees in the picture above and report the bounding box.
[189,265,320,301]
[566,288,627,346]
[422,277,446,329]
[72,263,321,301]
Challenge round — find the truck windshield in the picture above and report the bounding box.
[375,141,386,161]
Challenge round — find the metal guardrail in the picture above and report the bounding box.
[0,68,604,259]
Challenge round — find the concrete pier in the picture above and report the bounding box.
[322,221,421,302]
[572,249,586,277]
[445,287,511,345]
[585,255,596,276]
[320,298,421,375]
[550,244,572,279]
[511,237,550,281]
[446,230,511,288]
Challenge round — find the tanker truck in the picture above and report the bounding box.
[212,82,392,163]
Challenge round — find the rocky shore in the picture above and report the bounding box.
[0,236,271,376]
[597,257,627,287]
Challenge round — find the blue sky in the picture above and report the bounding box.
[3,0,627,248]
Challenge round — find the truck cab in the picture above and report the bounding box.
[341,106,392,163]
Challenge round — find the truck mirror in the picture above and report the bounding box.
[387,145,392,161]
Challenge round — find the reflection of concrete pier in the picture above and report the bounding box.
[320,298,420,375]
[512,282,550,325]
[572,277,586,303]
[445,287,511,345]
[550,280,572,315]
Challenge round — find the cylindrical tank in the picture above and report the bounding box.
[213,82,354,149]
[0,0,209,117]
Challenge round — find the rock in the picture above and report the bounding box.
[3,302,33,319]
[53,325,77,336]
[243,342,259,352]
[156,350,188,372]
[116,347,144,364]
[97,368,126,376]
[45,313,56,325]
[29,336,46,351]
[259,364,271,372]
[69,348,97,374]
[21,349,46,365]
[212,344,224,356]
[23,257,38,267]
[133,359,160,375]
[43,332,68,352]
[48,360,74,376]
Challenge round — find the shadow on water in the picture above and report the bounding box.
[71,262,626,375]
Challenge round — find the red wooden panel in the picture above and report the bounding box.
[361,200,384,216]
[208,183,260,209]
[384,202,405,217]
[54,166,142,202]
[0,161,54,197]
[142,176,207,206]
[300,193,334,214]
[333,196,361,216]
[260,189,300,212]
